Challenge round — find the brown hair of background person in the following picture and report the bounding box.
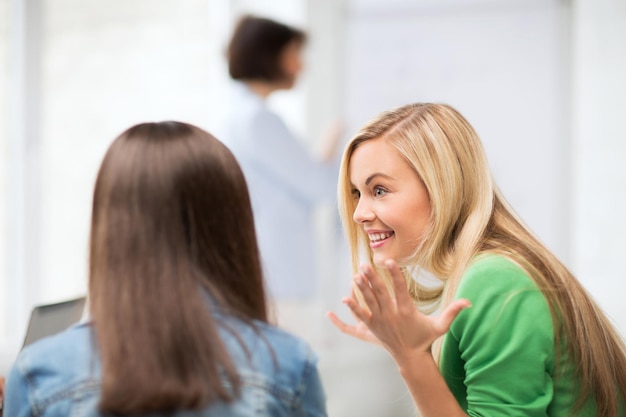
[89,122,268,414]
[227,14,306,84]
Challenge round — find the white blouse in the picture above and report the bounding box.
[217,82,339,300]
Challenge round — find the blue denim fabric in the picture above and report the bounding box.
[4,317,327,417]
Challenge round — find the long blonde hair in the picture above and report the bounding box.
[338,103,626,416]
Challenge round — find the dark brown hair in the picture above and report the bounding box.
[89,121,268,414]
[227,14,306,82]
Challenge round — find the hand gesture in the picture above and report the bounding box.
[327,259,471,363]
[327,292,382,346]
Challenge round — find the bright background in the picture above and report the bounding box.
[1,0,625,415]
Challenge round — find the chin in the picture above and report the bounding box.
[372,253,389,268]
[278,76,296,90]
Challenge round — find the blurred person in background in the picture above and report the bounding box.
[328,103,626,416]
[219,15,343,306]
[3,122,327,416]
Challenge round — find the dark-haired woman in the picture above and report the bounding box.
[219,15,342,302]
[4,122,327,416]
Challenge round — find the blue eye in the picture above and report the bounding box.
[374,187,387,197]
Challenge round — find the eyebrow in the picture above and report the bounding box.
[365,173,394,185]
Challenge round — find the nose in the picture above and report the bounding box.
[353,198,374,224]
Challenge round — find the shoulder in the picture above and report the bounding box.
[15,322,93,370]
[225,319,317,370]
[230,83,279,125]
[231,87,291,140]
[6,323,99,413]
[218,319,324,412]
[224,102,289,156]
[441,260,562,415]
[222,319,318,380]
[257,322,317,361]
[451,254,553,338]
[457,254,541,300]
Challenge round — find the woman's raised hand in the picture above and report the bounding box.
[327,259,471,362]
[326,293,382,346]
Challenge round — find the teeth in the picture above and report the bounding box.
[369,232,392,242]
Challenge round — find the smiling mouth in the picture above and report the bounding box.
[369,232,394,243]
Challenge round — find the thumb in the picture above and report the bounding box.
[433,299,472,335]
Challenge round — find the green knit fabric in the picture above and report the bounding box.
[439,255,595,416]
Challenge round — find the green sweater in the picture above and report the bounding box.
[439,255,594,416]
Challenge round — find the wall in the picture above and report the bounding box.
[572,0,626,337]
[0,0,9,357]
[1,0,212,357]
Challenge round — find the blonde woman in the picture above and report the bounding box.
[328,103,626,416]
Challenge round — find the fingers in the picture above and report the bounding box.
[326,310,367,340]
[358,264,395,314]
[347,293,364,323]
[326,311,352,333]
[344,290,375,326]
[326,289,371,331]
[433,299,472,335]
[326,310,382,346]
[353,273,381,317]
[384,259,413,309]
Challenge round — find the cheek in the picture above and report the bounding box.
[282,50,302,77]
[415,208,431,238]
[399,200,431,241]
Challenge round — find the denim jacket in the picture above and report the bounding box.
[4,316,327,417]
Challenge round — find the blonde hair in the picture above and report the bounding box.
[338,103,626,416]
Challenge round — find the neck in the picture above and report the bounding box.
[243,81,279,99]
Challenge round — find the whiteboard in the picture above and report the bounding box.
[343,0,571,261]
